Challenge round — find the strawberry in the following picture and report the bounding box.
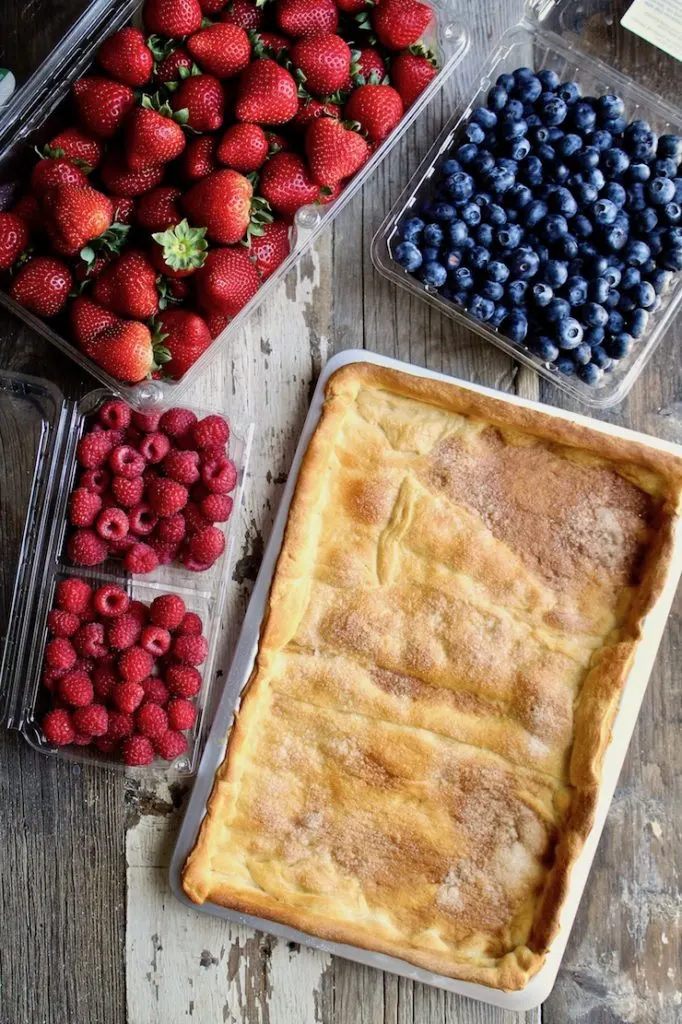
[31,157,89,193]
[143,0,203,36]
[353,47,387,85]
[135,186,183,232]
[187,24,251,78]
[125,99,187,171]
[221,0,263,30]
[82,321,155,383]
[151,219,208,277]
[344,84,404,142]
[234,60,298,125]
[72,77,135,139]
[390,49,438,107]
[42,183,113,255]
[290,35,352,97]
[275,0,338,38]
[153,45,194,85]
[248,218,290,278]
[195,247,260,316]
[259,151,323,218]
[291,97,340,132]
[205,312,229,337]
[44,128,103,172]
[97,27,154,87]
[0,213,29,270]
[153,309,212,378]
[336,0,369,11]
[183,169,263,244]
[181,135,219,181]
[371,0,432,50]
[100,152,166,197]
[93,250,159,319]
[9,257,72,317]
[200,0,229,11]
[171,75,225,132]
[112,197,136,224]
[216,122,268,172]
[250,31,290,58]
[305,117,370,186]
[70,296,119,347]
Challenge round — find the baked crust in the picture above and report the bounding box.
[183,362,682,991]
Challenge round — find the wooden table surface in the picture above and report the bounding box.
[1,2,680,1022]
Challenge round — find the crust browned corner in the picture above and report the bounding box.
[183,361,682,992]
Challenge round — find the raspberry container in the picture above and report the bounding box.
[0,368,253,773]
[372,0,682,408]
[0,0,469,411]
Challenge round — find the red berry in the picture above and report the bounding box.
[200,493,233,522]
[42,665,67,691]
[159,407,197,440]
[58,671,94,707]
[47,609,80,637]
[107,613,141,650]
[77,429,120,468]
[150,539,179,565]
[156,513,186,546]
[192,414,230,449]
[67,528,108,566]
[141,624,171,657]
[71,731,93,746]
[55,578,93,616]
[147,477,189,517]
[112,680,145,714]
[138,431,171,463]
[172,633,208,666]
[104,710,135,744]
[79,468,111,494]
[92,662,118,702]
[42,708,76,747]
[149,593,186,630]
[178,611,203,635]
[112,474,145,507]
[95,507,129,542]
[141,676,170,704]
[94,583,130,618]
[73,621,108,659]
[135,701,169,740]
[44,637,77,671]
[99,399,132,430]
[189,526,225,565]
[162,449,200,485]
[183,502,210,536]
[132,409,161,431]
[68,487,103,527]
[119,645,154,683]
[128,600,149,626]
[166,663,202,696]
[72,703,109,737]
[124,543,160,574]
[121,733,155,765]
[153,728,188,760]
[167,697,197,731]
[201,457,237,494]
[129,502,159,537]
[109,443,145,478]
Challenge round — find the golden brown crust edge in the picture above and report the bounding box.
[183,361,682,992]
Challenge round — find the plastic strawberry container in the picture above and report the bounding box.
[371,0,682,408]
[0,368,253,773]
[0,0,469,410]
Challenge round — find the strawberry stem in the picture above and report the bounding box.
[151,219,208,273]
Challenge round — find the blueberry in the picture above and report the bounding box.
[667,226,682,247]
[634,207,658,234]
[496,72,515,92]
[546,297,571,322]
[620,266,641,290]
[604,220,630,251]
[509,183,533,208]
[597,94,624,120]
[423,222,444,246]
[566,275,589,305]
[587,167,607,191]
[487,259,510,283]
[650,267,672,293]
[630,130,658,162]
[620,292,637,313]
[521,155,544,187]
[557,133,582,159]
[401,218,424,244]
[575,146,600,170]
[457,143,479,166]
[589,277,610,303]
[604,288,620,310]
[602,116,627,137]
[473,150,496,176]
[497,223,523,248]
[511,248,540,278]
[557,356,576,375]
[663,201,682,224]
[421,246,440,263]
[531,335,560,362]
[508,137,531,161]
[532,125,552,145]
[530,282,553,307]
[506,208,520,224]
[444,248,463,271]
[505,309,528,342]
[543,213,569,242]
[641,257,656,275]
[449,289,467,305]
[584,301,608,327]
[452,266,474,290]
[625,239,651,266]
[591,345,613,370]
[589,129,613,152]
[485,203,506,226]
[648,176,676,205]
[604,265,622,288]
[573,341,592,365]
[478,278,503,302]
[538,69,560,92]
[537,143,557,166]
[557,316,584,348]
[488,166,516,193]
[419,261,447,287]
[605,333,634,359]
[585,253,608,276]
[467,245,490,270]
[629,307,649,337]
[469,293,495,320]
[539,93,568,126]
[627,162,651,183]
[519,199,547,228]
[441,158,462,177]
[593,198,618,225]
[658,133,682,161]
[535,243,550,263]
[601,147,630,177]
[473,191,492,208]
[559,234,579,259]
[633,281,656,308]
[516,76,542,104]
[578,362,603,384]
[497,157,519,174]
[513,66,535,84]
[526,113,542,129]
[449,220,469,247]
[603,182,626,207]
[626,183,646,211]
[571,102,597,133]
[464,121,486,146]
[574,181,599,205]
[460,201,482,227]
[585,324,606,346]
[488,84,508,112]
[476,223,494,247]
[654,157,678,178]
[472,106,498,130]
[558,81,580,105]
[394,241,423,271]
[507,279,528,305]
[573,213,593,239]
[447,171,474,203]
[544,259,568,287]
[550,186,578,217]
[502,98,525,121]
[490,303,509,327]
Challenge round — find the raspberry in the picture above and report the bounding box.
[128,502,158,536]
[96,507,129,542]
[68,487,102,527]
[131,409,161,432]
[99,399,131,430]
[77,430,118,468]
[104,710,134,744]
[178,611,203,635]
[108,535,136,557]
[93,583,130,618]
[42,708,76,746]
[112,680,145,713]
[173,634,209,666]
[74,622,108,659]
[162,449,200,485]
[107,613,142,650]
[167,697,197,731]
[189,526,225,565]
[44,637,77,671]
[124,542,159,574]
[109,444,145,478]
[55,577,93,616]
[112,474,144,507]
[121,733,155,765]
[183,503,210,536]
[47,609,80,637]
[166,663,202,696]
[57,671,94,707]
[80,468,111,494]
[94,736,119,754]
[156,513,186,546]
[154,729,188,761]
[71,731,93,746]
[138,431,171,463]
[147,477,188,517]
[135,702,169,741]
[192,414,230,449]
[128,600,149,625]
[149,593,186,630]
[200,493,233,523]
[141,624,171,657]
[67,529,108,566]
[119,645,154,683]
[159,407,197,440]
[72,703,109,737]
[92,662,118,702]
[201,458,237,494]
[149,539,178,565]
[42,665,67,691]
[198,445,228,465]
[141,675,170,705]
[142,467,157,489]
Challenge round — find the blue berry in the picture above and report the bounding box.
[473,150,495,175]
[516,77,542,104]
[620,292,637,313]
[480,278,503,300]
[531,335,560,361]
[551,187,578,217]
[401,217,424,242]
[502,98,525,120]
[591,346,612,370]
[602,115,627,135]
[589,277,610,303]
[449,220,468,246]
[544,259,568,287]
[603,182,626,207]
[496,73,515,92]
[653,157,678,178]
[507,279,528,305]
[536,143,557,165]
[604,265,622,288]
[542,213,568,242]
[476,223,494,247]
[557,81,580,105]
[627,162,651,183]
[472,107,497,130]
[502,118,528,143]
[597,94,624,119]
[593,198,618,225]
[574,180,599,205]
[464,122,486,146]
[554,163,571,185]
[558,234,579,259]
[557,133,582,159]
[452,266,474,290]
[557,316,584,348]
[488,84,508,111]
[421,246,439,263]
[419,261,447,287]
[423,223,444,246]
[625,239,651,266]
[648,176,676,205]
[585,324,606,346]
[469,293,495,320]
[573,342,592,365]
[589,129,613,152]
[634,281,656,308]
[447,171,474,202]
[585,254,609,277]
[394,241,422,271]
[441,158,462,177]
[431,202,457,221]
[605,333,633,359]
[566,275,588,305]
[634,207,658,233]
[511,248,540,278]
[630,130,658,162]
[487,202,507,226]
[509,183,533,208]
[539,93,567,126]
[457,143,478,165]
[604,220,629,250]
[578,362,603,384]
[497,223,523,248]
[488,165,516,193]
[532,282,553,306]
[444,249,463,271]
[601,147,630,177]
[574,146,600,170]
[461,201,482,226]
[630,307,649,337]
[570,102,597,132]
[521,155,544,186]
[537,69,560,91]
[573,213,593,239]
[583,302,608,327]
[487,259,510,283]
[490,303,509,328]
[523,199,548,227]
[505,309,528,343]
[626,183,646,210]
[658,134,682,160]
[467,245,490,270]
[546,297,571,322]
[650,267,672,293]
[604,288,620,310]
[556,356,576,375]
[663,201,682,224]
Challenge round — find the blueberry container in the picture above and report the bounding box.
[0,0,468,411]
[372,0,682,407]
[0,368,253,773]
